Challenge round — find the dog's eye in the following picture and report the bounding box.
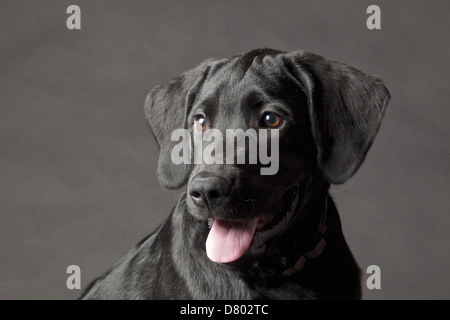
[195,115,207,132]
[261,112,283,128]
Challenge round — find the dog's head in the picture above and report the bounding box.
[144,48,390,265]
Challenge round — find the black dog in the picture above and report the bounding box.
[81,48,390,299]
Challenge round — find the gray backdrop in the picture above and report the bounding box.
[1,0,449,300]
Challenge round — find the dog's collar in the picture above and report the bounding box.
[245,196,328,279]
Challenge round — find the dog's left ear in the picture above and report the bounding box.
[284,51,390,184]
[144,59,219,189]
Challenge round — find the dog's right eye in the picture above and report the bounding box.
[260,112,283,128]
[195,115,207,132]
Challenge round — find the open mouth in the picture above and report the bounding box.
[205,185,300,264]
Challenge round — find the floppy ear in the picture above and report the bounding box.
[284,51,390,184]
[144,59,218,189]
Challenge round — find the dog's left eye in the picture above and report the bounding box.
[195,115,207,132]
[261,112,283,128]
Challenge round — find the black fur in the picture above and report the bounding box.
[81,49,390,300]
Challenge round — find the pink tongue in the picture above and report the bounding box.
[206,218,258,263]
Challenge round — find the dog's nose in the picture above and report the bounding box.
[189,176,231,210]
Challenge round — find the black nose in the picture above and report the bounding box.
[189,175,231,210]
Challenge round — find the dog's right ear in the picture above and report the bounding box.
[144,59,219,189]
[283,51,390,184]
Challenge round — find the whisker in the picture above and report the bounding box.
[330,187,361,197]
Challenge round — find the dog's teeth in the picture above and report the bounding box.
[207,218,214,229]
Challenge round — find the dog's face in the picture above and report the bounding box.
[145,48,389,265]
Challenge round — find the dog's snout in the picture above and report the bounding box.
[189,176,231,210]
